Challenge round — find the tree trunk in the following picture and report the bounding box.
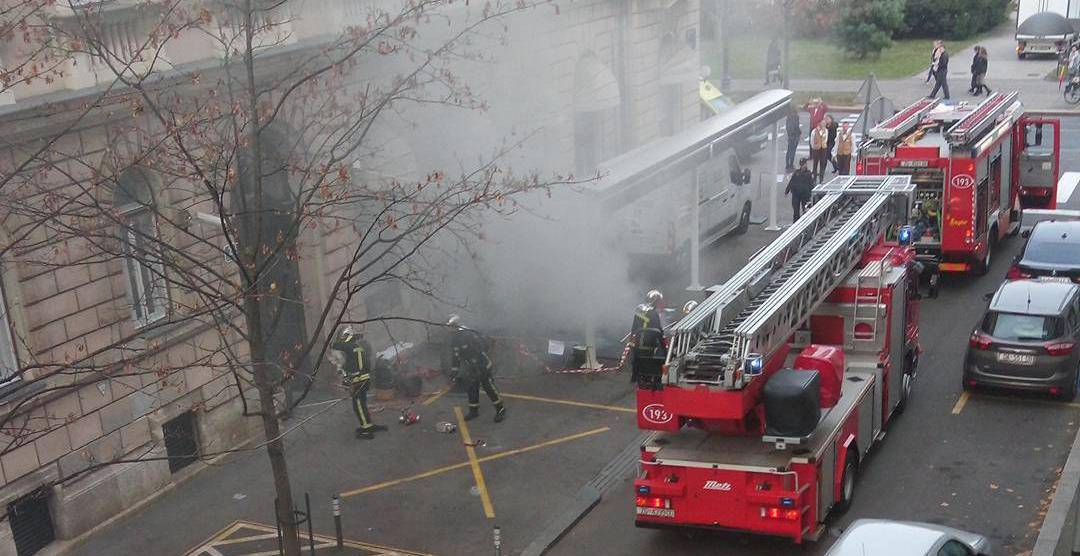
[246,295,303,556]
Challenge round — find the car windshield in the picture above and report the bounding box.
[1025,234,1080,266]
[981,311,1063,341]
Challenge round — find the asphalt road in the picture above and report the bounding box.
[550,117,1080,556]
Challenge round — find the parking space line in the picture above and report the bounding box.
[455,406,496,519]
[971,392,1080,410]
[421,387,448,406]
[338,426,609,498]
[501,393,635,413]
[951,391,970,414]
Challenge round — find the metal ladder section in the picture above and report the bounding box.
[851,252,891,343]
[669,176,914,389]
[868,97,940,141]
[945,91,1020,145]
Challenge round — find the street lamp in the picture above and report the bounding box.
[721,0,731,90]
[783,0,792,89]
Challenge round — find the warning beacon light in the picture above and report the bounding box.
[744,353,765,377]
[898,225,913,246]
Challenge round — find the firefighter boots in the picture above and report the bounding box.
[494,404,507,423]
[355,428,375,440]
[464,406,480,421]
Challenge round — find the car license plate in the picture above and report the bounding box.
[636,507,675,518]
[997,352,1035,365]
[1044,276,1072,283]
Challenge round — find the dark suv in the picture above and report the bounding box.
[1007,220,1080,282]
[964,279,1080,399]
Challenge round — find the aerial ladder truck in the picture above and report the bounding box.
[632,176,923,543]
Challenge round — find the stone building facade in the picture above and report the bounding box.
[0,1,700,555]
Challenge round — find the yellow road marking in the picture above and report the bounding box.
[455,406,495,519]
[501,392,635,413]
[421,386,448,406]
[951,391,970,414]
[339,426,610,498]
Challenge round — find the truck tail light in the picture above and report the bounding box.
[762,506,800,520]
[856,161,864,174]
[969,331,993,350]
[1006,265,1031,280]
[636,496,670,509]
[1046,341,1076,356]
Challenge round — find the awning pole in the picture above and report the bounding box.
[766,119,782,231]
[689,165,703,291]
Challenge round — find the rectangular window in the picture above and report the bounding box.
[9,488,55,556]
[163,411,198,473]
[0,274,19,384]
[121,209,167,325]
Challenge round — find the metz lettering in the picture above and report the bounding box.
[703,480,733,492]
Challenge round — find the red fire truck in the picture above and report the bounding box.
[858,92,1061,274]
[631,176,922,543]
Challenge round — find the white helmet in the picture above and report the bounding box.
[682,300,698,315]
[339,325,354,339]
[646,290,663,303]
[447,314,461,326]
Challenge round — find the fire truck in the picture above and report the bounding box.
[632,175,921,543]
[857,92,1061,274]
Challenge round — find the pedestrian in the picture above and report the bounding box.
[785,158,814,221]
[333,326,387,440]
[824,115,839,174]
[447,315,506,423]
[836,122,854,175]
[785,105,801,171]
[971,46,990,96]
[766,38,781,85]
[929,40,950,100]
[805,97,828,131]
[968,45,979,94]
[627,290,664,384]
[809,119,828,183]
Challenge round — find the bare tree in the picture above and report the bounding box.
[0,1,574,553]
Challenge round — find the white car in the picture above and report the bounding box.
[826,519,992,556]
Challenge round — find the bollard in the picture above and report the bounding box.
[493,525,501,556]
[332,495,343,549]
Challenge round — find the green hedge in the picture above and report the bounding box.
[900,0,1011,39]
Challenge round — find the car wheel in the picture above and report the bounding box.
[834,455,857,514]
[1061,369,1079,401]
[974,235,993,276]
[735,203,751,235]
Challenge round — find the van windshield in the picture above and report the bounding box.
[981,311,1063,341]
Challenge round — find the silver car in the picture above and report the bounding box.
[826,519,992,556]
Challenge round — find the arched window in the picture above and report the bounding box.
[116,169,167,325]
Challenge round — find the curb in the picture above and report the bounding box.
[1033,424,1080,555]
[519,432,647,556]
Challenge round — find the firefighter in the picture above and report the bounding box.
[628,290,664,383]
[333,326,387,440]
[448,315,506,423]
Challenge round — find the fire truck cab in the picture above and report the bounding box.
[858,93,1061,274]
[632,176,921,543]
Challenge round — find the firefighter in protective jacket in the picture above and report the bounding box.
[333,326,387,439]
[628,290,665,383]
[448,315,506,422]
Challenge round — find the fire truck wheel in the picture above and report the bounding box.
[835,456,857,514]
[735,203,751,235]
[973,235,994,276]
[896,371,913,413]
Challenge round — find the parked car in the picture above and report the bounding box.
[826,519,991,556]
[964,279,1080,399]
[1007,220,1080,281]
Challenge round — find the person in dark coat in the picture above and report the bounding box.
[824,115,839,173]
[765,38,781,84]
[968,46,980,94]
[785,158,814,221]
[785,106,801,171]
[332,326,387,439]
[972,46,990,96]
[929,40,950,100]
